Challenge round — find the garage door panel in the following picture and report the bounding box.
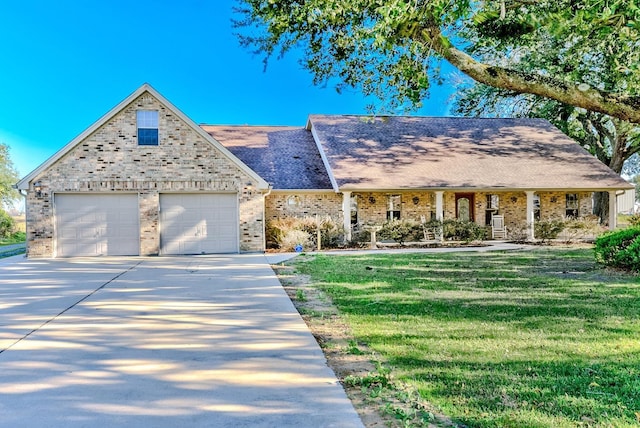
[160,194,238,255]
[56,194,139,257]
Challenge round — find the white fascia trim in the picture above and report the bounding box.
[16,83,269,191]
[307,117,340,193]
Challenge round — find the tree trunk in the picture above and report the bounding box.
[592,124,627,224]
[593,192,610,225]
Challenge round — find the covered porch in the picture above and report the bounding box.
[340,189,619,242]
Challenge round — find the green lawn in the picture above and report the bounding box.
[0,231,26,246]
[292,248,640,427]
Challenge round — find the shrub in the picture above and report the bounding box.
[594,227,640,271]
[378,220,422,245]
[628,213,640,227]
[349,228,371,247]
[508,222,531,242]
[280,229,312,252]
[298,216,344,249]
[442,219,486,243]
[0,210,15,239]
[560,215,602,242]
[266,216,343,251]
[534,219,565,243]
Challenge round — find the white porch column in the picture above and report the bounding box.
[609,191,617,230]
[435,191,444,242]
[435,191,444,221]
[342,191,352,242]
[526,191,535,240]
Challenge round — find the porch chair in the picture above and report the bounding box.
[491,215,507,239]
[420,215,437,241]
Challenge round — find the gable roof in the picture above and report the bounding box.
[307,115,634,191]
[202,125,333,190]
[16,84,269,190]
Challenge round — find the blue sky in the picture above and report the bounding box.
[0,0,456,177]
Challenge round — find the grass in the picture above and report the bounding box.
[292,248,640,427]
[0,231,26,246]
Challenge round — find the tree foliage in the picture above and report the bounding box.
[0,143,19,208]
[235,0,640,122]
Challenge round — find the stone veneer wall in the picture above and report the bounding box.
[25,92,264,257]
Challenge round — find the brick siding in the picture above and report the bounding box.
[25,92,264,257]
[265,192,343,222]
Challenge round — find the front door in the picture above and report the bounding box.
[455,193,475,222]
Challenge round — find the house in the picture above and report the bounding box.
[16,84,634,257]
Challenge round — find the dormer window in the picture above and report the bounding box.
[137,110,159,145]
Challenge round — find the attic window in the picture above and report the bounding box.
[137,110,159,146]
[287,196,300,207]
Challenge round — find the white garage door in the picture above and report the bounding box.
[160,193,239,255]
[55,194,139,257]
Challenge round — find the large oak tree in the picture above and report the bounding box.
[235,0,640,122]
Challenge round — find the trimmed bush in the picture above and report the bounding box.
[507,222,530,242]
[378,219,422,245]
[349,229,371,247]
[594,227,640,271]
[442,219,486,243]
[534,219,565,243]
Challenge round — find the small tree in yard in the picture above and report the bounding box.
[0,210,15,239]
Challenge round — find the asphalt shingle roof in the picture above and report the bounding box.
[307,115,633,191]
[201,125,333,190]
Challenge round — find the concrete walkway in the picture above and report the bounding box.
[0,255,364,428]
[265,241,534,264]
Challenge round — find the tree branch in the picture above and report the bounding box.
[421,26,640,124]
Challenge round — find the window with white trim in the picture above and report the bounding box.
[566,193,579,218]
[387,194,401,220]
[485,194,499,225]
[350,195,358,225]
[137,110,159,146]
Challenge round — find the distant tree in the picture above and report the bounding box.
[0,143,20,208]
[235,1,640,123]
[633,174,640,202]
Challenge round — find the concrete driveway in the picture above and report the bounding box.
[0,255,363,428]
